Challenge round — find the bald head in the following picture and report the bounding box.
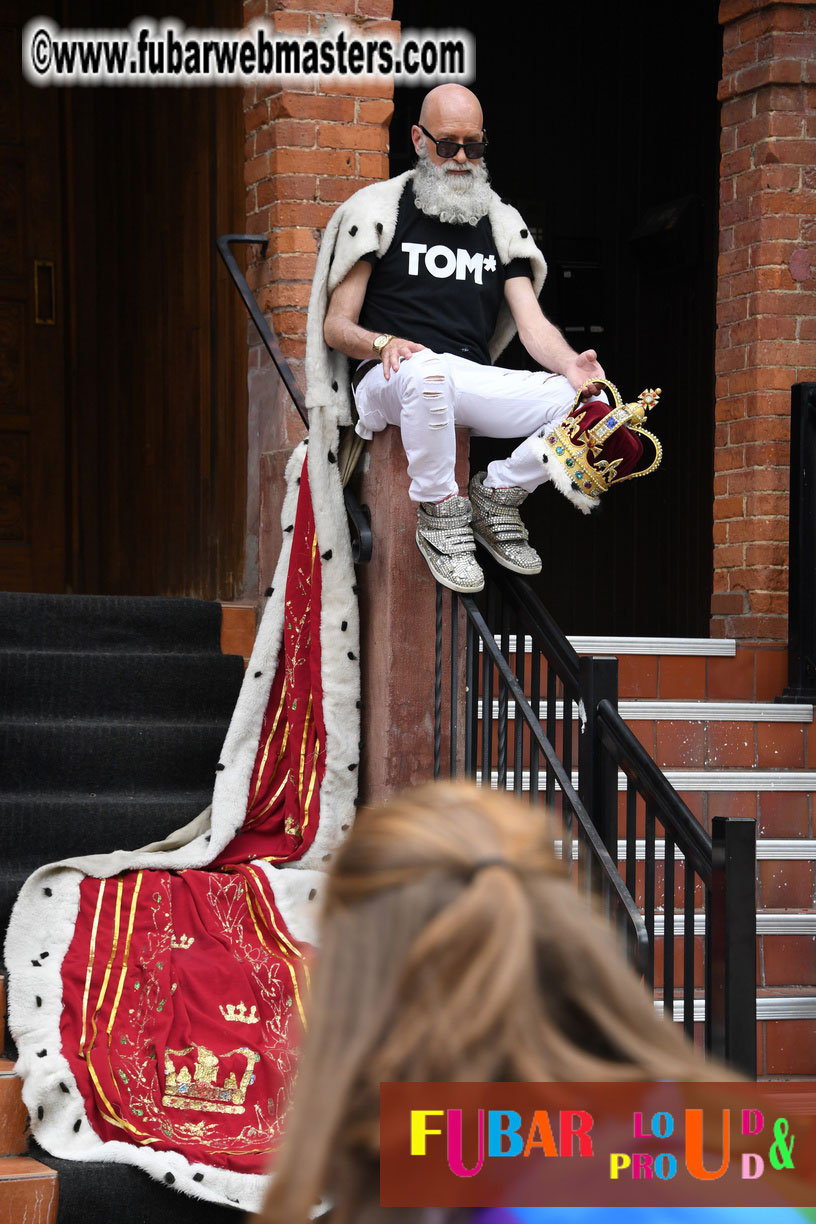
[412,85,485,167]
[418,84,483,133]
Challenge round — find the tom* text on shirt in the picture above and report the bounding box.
[402,241,497,283]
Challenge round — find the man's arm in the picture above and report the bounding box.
[323,261,424,381]
[503,276,604,394]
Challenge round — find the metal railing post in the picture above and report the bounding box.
[434,584,443,779]
[465,611,477,779]
[710,816,757,1078]
[578,656,619,860]
[781,382,816,701]
[449,589,459,778]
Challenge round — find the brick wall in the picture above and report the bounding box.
[713,0,816,642]
[242,1,395,380]
[240,0,396,594]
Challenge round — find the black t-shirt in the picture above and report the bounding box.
[358,183,532,366]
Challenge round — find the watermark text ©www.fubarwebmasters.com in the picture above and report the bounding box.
[22,17,475,86]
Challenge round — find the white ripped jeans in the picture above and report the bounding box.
[353,348,582,504]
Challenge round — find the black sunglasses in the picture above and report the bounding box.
[419,124,487,160]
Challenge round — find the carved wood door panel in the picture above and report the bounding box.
[0,3,66,592]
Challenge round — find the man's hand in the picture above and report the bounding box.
[380,337,425,380]
[562,349,606,399]
[504,281,606,396]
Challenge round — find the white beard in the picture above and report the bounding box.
[412,143,492,227]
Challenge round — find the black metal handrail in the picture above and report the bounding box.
[433,556,757,1075]
[216,234,372,563]
[596,699,756,1076]
[781,381,816,701]
[434,576,650,977]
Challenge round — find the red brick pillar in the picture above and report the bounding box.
[713,0,816,646]
[357,428,471,802]
[241,1,396,589]
[241,4,463,797]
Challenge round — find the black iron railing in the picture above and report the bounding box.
[781,381,816,702]
[434,553,757,1075]
[596,702,756,1075]
[216,233,372,563]
[433,556,650,978]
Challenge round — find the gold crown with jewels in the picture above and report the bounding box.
[538,379,663,511]
[162,1044,259,1114]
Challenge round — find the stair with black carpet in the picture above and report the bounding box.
[0,592,248,1221]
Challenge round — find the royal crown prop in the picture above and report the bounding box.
[532,379,662,515]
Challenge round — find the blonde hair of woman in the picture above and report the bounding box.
[256,781,726,1224]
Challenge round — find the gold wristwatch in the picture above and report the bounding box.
[372,333,394,357]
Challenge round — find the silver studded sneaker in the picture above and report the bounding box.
[416,496,485,593]
[468,471,542,575]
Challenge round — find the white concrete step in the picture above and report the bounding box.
[482,699,812,722]
[652,912,816,935]
[478,768,816,792]
[485,635,737,656]
[659,995,816,1021]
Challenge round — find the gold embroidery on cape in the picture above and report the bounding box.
[243,866,309,1027]
[250,525,322,858]
[301,731,320,834]
[296,691,314,811]
[219,1001,260,1024]
[108,871,144,1034]
[75,845,304,1152]
[162,1045,260,1114]
[80,879,107,1051]
[247,677,289,820]
[93,877,124,1033]
[170,933,194,950]
[80,875,155,1141]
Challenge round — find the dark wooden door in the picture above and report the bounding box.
[65,0,247,599]
[0,0,67,592]
[1,0,246,600]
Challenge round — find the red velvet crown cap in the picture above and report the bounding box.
[578,399,645,478]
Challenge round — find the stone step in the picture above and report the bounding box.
[0,791,214,863]
[478,766,816,794]
[487,633,793,703]
[649,911,815,993]
[572,636,758,705]
[492,633,735,659]
[651,989,816,1077]
[218,602,257,665]
[483,698,812,722]
[0,593,222,655]
[0,1059,27,1158]
[0,719,228,793]
[481,698,814,768]
[619,835,813,908]
[0,649,244,721]
[631,716,814,772]
[0,1156,58,1223]
[655,990,816,1023]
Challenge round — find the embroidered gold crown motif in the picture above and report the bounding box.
[170,933,195,950]
[542,380,662,505]
[162,1045,260,1114]
[219,1001,260,1025]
